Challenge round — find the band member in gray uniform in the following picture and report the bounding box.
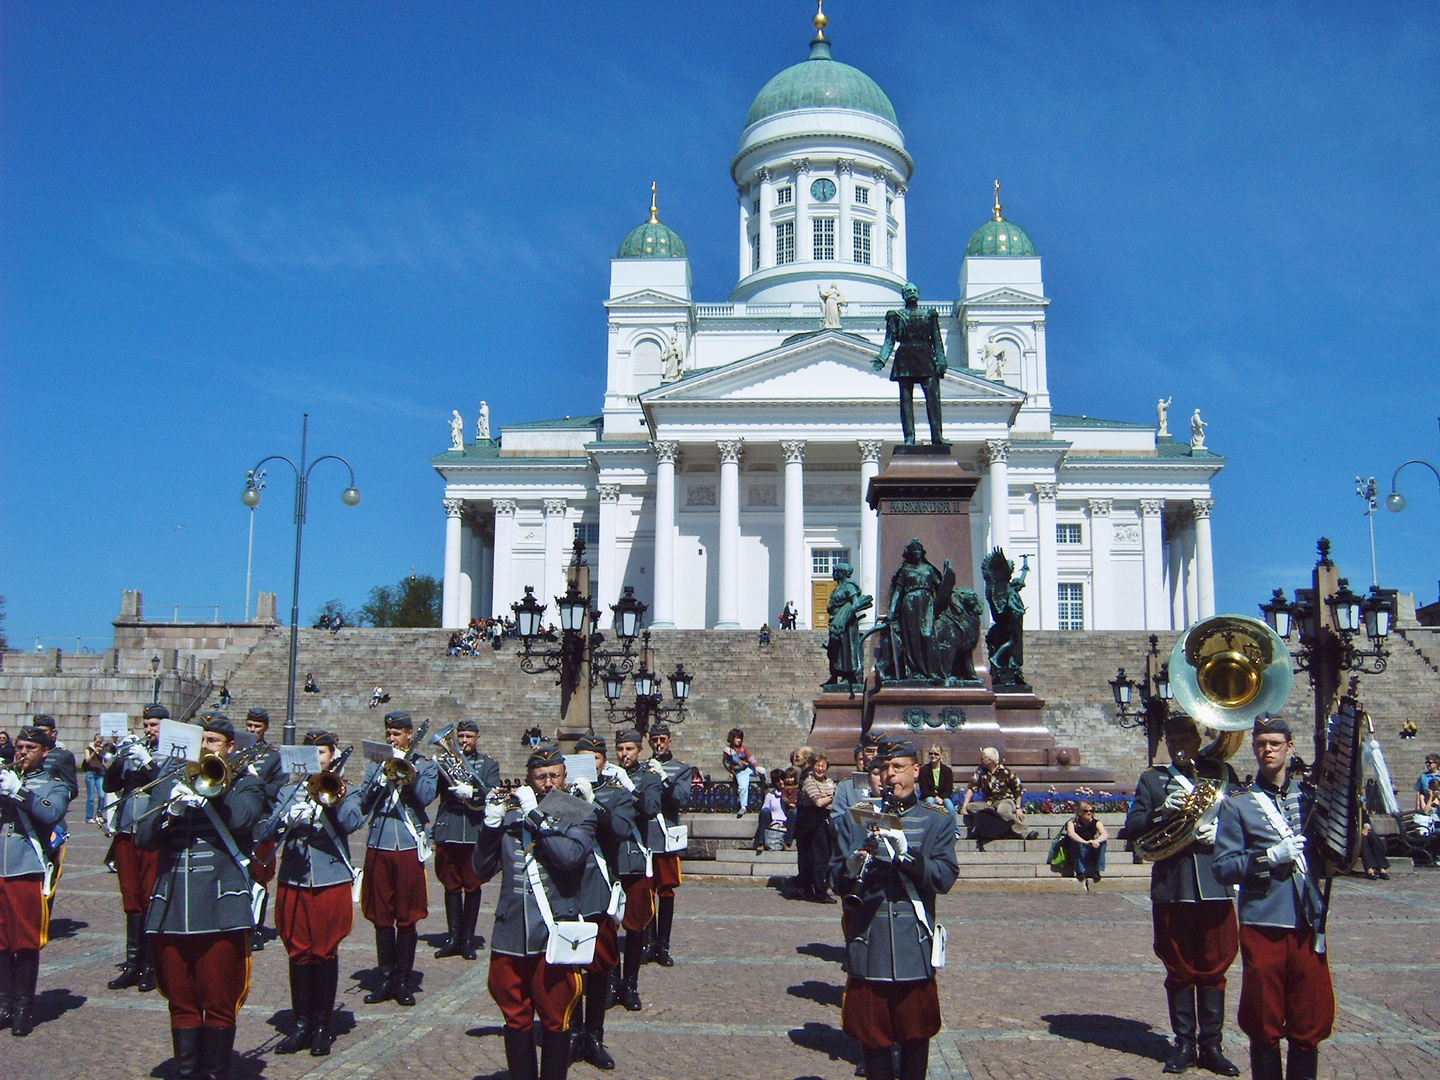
[831,738,958,1080]
[432,720,500,960]
[137,717,267,1080]
[476,744,596,1080]
[569,733,638,1070]
[0,726,72,1037]
[103,703,175,992]
[346,711,439,1008]
[242,708,285,953]
[644,722,692,968]
[253,731,363,1057]
[610,728,661,1012]
[1125,716,1241,1076]
[1213,716,1334,1080]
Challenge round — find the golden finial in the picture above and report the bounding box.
[649,181,659,224]
[813,1,828,40]
[992,179,1003,221]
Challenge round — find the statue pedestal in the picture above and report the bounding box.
[866,445,981,596]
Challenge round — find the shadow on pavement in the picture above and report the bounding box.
[32,988,86,1026]
[1041,1012,1172,1061]
[789,1020,860,1064]
[788,979,844,1008]
[48,917,89,939]
[795,942,846,965]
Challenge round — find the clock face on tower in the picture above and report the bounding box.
[810,177,837,202]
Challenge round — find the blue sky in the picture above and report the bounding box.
[3,1,1437,647]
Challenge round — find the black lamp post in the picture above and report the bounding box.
[241,413,361,745]
[1108,634,1174,766]
[151,654,162,705]
[1259,538,1397,771]
[601,631,693,736]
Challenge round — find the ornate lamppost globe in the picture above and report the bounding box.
[342,486,362,506]
[241,486,262,508]
[1385,492,1406,513]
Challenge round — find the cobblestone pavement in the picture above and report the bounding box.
[7,828,1438,1079]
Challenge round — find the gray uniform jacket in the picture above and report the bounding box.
[254,781,365,889]
[1125,761,1240,904]
[349,756,440,852]
[0,771,70,878]
[831,793,958,983]
[136,772,267,935]
[104,750,183,834]
[830,773,873,825]
[579,780,638,918]
[474,800,596,957]
[44,746,79,801]
[644,754,693,851]
[431,752,501,846]
[1213,778,1325,931]
[248,743,285,804]
[614,766,661,877]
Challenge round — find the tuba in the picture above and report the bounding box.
[1135,615,1294,863]
[429,723,486,808]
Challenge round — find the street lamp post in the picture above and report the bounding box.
[151,654,162,705]
[243,469,267,621]
[1108,634,1174,766]
[241,413,361,745]
[601,631,693,736]
[1258,538,1396,772]
[1356,476,1379,589]
[1386,459,1440,516]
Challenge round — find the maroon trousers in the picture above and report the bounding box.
[841,977,942,1049]
[360,847,428,929]
[112,833,159,917]
[434,841,484,893]
[650,854,682,900]
[584,916,619,974]
[275,882,353,963]
[1152,900,1239,991]
[153,931,251,1028]
[1237,925,1335,1051]
[620,875,653,933]
[250,840,277,887]
[0,874,46,951]
[488,953,583,1033]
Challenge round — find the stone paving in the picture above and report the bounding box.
[7,827,1438,1079]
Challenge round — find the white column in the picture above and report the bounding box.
[858,439,883,609]
[1166,509,1186,629]
[1035,484,1058,631]
[837,159,852,262]
[596,484,621,628]
[782,440,807,629]
[1183,516,1199,624]
[1193,498,1216,619]
[477,523,494,620]
[737,184,750,280]
[651,441,678,628]
[542,498,568,610]
[1088,499,1113,630]
[442,498,464,629]
[491,500,517,617]
[1140,498,1167,630]
[757,167,774,269]
[458,514,475,625]
[892,178,908,280]
[716,439,743,628]
[985,439,1011,553]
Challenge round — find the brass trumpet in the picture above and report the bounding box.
[306,771,348,809]
[131,752,235,824]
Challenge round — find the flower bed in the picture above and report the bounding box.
[1023,787,1132,815]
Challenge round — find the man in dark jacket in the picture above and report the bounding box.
[432,720,500,960]
[644,722,693,968]
[611,728,661,1011]
[1125,716,1241,1076]
[241,708,284,953]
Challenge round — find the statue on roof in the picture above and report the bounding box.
[449,410,465,451]
[1157,396,1172,437]
[1190,408,1208,451]
[660,334,685,383]
[818,282,847,330]
[982,340,1007,382]
[872,283,948,447]
[476,401,491,442]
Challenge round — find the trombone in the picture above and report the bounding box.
[130,753,236,825]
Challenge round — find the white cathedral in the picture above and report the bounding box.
[433,14,1223,636]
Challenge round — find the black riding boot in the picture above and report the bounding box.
[251,890,268,951]
[898,1039,929,1080]
[862,1045,896,1080]
[309,956,339,1056]
[569,977,587,1061]
[136,927,157,992]
[504,1025,538,1080]
[363,926,397,1003]
[1287,1044,1320,1080]
[653,896,675,966]
[619,933,644,1011]
[109,913,143,989]
[582,969,617,1069]
[540,1028,573,1080]
[1163,986,1199,1073]
[435,892,464,958]
[394,926,418,1005]
[199,1025,236,1080]
[171,1026,203,1080]
[460,890,483,959]
[1249,1044,1283,1080]
[9,949,38,1037]
[1195,988,1240,1076]
[0,950,12,1028]
[275,961,314,1054]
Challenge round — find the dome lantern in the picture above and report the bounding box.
[965,180,1036,257]
[617,182,688,260]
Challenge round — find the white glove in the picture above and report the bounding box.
[874,828,908,861]
[605,764,636,792]
[167,787,206,816]
[453,782,475,802]
[846,851,871,878]
[286,800,314,823]
[1265,835,1306,867]
[391,746,407,760]
[373,768,393,789]
[644,759,665,776]
[247,764,261,777]
[484,800,506,828]
[126,742,154,767]
[0,771,22,798]
[515,786,539,814]
[1162,790,1188,812]
[1194,819,1218,846]
[572,778,594,803]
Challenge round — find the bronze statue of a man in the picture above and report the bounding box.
[872,282,948,446]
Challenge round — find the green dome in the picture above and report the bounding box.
[745,39,898,128]
[617,219,687,260]
[966,217,1036,257]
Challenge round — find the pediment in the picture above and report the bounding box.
[960,287,1049,307]
[642,330,1025,406]
[604,289,690,309]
